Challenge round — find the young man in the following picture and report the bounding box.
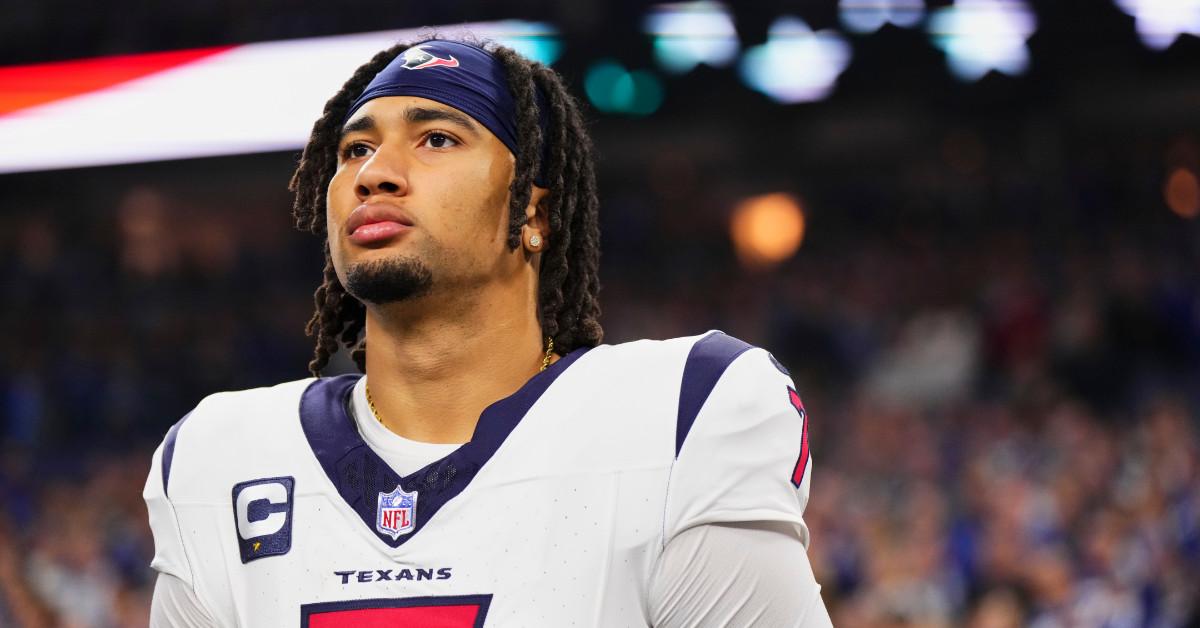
[145,38,832,626]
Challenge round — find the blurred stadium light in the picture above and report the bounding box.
[584,60,664,116]
[0,21,560,174]
[839,0,925,34]
[1114,0,1200,50]
[643,1,740,74]
[738,16,851,103]
[729,192,806,270]
[928,0,1036,81]
[489,20,564,65]
[1165,167,1200,219]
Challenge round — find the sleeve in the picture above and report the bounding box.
[143,422,195,587]
[150,573,218,628]
[648,521,832,628]
[663,333,813,546]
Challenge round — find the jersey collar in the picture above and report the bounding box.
[299,347,590,548]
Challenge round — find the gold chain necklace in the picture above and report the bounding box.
[366,337,555,424]
[540,336,555,372]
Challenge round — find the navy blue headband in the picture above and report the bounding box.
[344,40,548,186]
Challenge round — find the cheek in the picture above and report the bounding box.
[475,152,515,234]
[431,155,512,241]
[328,164,363,224]
[485,155,515,213]
[325,169,355,270]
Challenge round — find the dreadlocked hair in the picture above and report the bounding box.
[289,38,603,376]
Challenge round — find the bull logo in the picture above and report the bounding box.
[400,45,460,70]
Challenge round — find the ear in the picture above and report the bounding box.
[521,184,551,253]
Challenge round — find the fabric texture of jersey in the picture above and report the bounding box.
[143,331,815,626]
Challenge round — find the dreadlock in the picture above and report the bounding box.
[289,37,603,376]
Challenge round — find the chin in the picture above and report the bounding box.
[343,255,434,305]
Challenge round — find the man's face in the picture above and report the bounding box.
[326,95,519,305]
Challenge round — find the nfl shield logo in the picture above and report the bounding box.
[376,485,418,540]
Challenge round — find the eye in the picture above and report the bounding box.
[340,142,374,161]
[422,132,459,149]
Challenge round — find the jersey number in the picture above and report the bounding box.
[788,387,810,488]
[300,595,492,628]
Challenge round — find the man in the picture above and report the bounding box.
[145,38,832,626]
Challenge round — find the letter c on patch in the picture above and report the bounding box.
[236,482,288,538]
[231,476,295,563]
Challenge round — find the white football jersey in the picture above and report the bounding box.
[144,331,815,626]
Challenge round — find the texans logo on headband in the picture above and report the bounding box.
[400,45,460,71]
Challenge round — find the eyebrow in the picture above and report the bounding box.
[404,106,480,136]
[339,106,481,141]
[340,115,376,139]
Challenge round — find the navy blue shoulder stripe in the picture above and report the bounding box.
[676,332,755,457]
[161,411,193,498]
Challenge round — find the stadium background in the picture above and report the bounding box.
[2,1,1199,626]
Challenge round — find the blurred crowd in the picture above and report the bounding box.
[1,125,1198,628]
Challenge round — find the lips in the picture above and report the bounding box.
[345,202,415,245]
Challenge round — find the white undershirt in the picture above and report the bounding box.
[150,376,832,627]
[349,376,461,476]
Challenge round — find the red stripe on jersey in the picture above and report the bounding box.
[788,387,809,488]
[0,46,234,115]
[308,604,481,628]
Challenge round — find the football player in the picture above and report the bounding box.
[145,38,832,626]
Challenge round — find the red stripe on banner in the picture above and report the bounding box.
[0,46,235,115]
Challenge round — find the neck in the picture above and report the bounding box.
[362,280,549,444]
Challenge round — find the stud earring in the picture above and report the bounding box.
[529,234,542,248]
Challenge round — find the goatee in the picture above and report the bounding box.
[344,257,433,304]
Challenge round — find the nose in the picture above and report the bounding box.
[353,146,409,200]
